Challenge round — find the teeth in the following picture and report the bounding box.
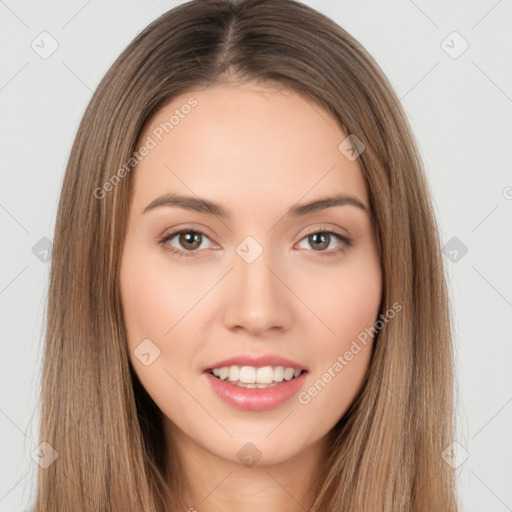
[274,366,284,382]
[230,381,279,388]
[218,367,229,380]
[239,366,256,383]
[284,367,295,380]
[228,366,240,381]
[209,365,304,384]
[257,366,275,384]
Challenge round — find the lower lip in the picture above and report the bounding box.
[204,371,308,411]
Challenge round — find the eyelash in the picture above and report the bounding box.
[158,227,352,259]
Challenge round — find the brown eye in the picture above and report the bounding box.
[295,230,352,256]
[308,232,330,251]
[159,229,215,258]
[178,231,202,250]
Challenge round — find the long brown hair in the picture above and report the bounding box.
[32,0,458,510]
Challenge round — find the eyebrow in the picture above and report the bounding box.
[142,193,370,218]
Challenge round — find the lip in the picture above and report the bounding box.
[204,370,308,411]
[202,354,308,372]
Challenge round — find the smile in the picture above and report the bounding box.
[204,366,308,411]
[208,365,304,387]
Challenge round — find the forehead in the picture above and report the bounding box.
[131,82,369,216]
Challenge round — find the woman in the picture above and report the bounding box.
[33,0,458,510]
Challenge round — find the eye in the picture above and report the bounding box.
[158,228,352,259]
[295,230,352,256]
[159,229,216,258]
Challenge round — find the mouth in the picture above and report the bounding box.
[204,365,309,411]
[206,365,308,388]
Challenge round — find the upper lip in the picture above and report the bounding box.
[203,354,308,372]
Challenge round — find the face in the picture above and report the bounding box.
[119,82,382,468]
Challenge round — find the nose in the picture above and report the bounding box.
[221,246,294,336]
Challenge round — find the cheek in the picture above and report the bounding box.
[119,245,191,393]
[295,250,382,345]
[293,251,381,419]
[120,245,223,393]
[298,346,372,431]
[120,248,203,417]
[120,249,211,345]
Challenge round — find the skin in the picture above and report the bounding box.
[119,82,382,511]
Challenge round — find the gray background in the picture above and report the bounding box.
[1,0,511,510]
